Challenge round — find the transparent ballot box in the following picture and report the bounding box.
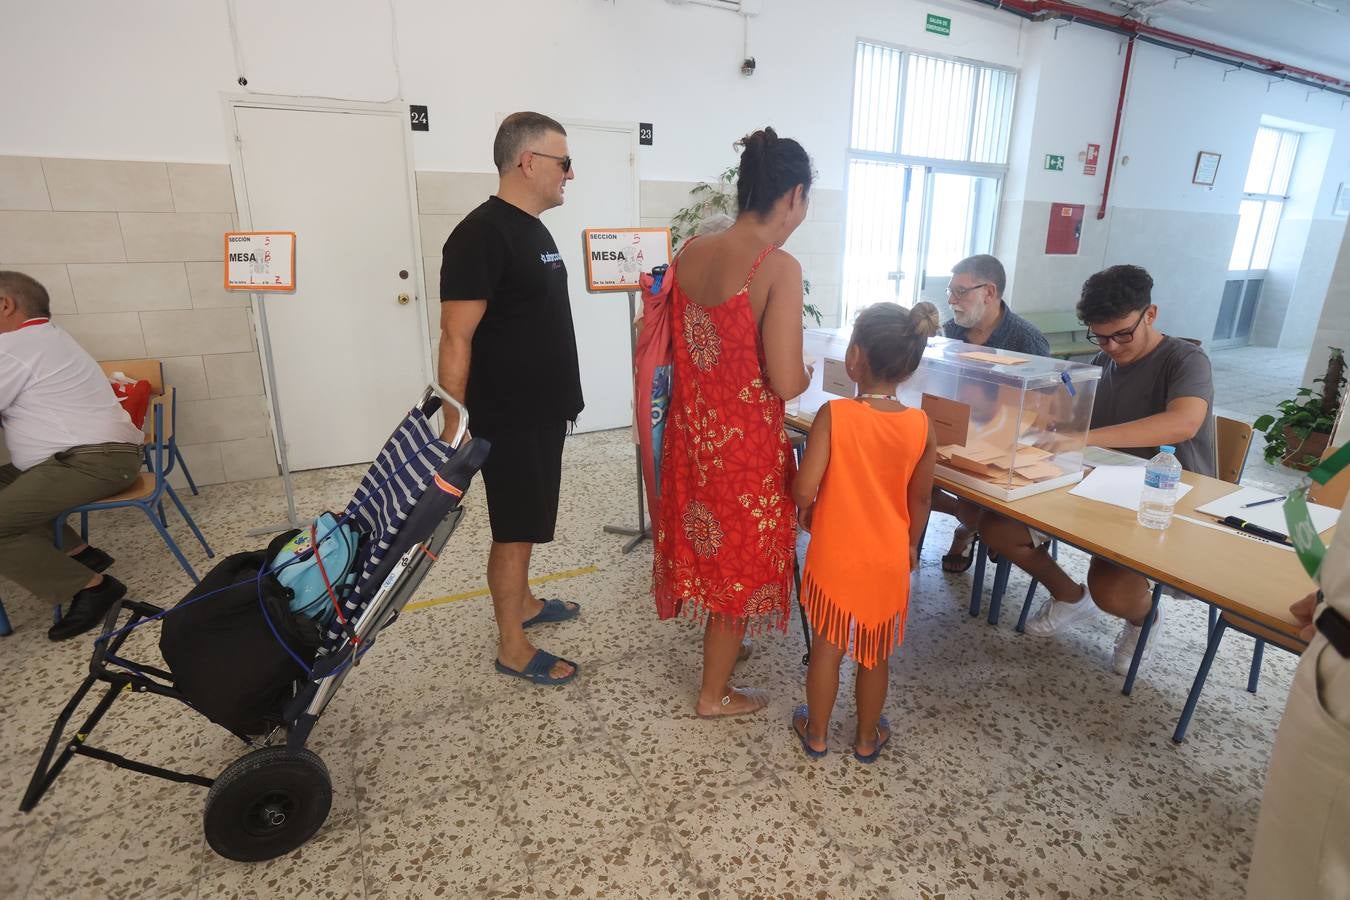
[793,331,1101,501]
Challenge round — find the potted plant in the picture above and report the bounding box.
[1253,347,1345,470]
[669,166,824,327]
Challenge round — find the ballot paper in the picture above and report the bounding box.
[1068,465,1193,511]
[1195,487,1339,535]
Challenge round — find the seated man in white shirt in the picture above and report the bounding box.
[0,272,146,640]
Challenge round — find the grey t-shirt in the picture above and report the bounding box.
[943,302,1051,356]
[1090,336,1216,476]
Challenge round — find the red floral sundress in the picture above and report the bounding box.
[652,245,796,632]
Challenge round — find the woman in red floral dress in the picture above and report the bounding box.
[654,128,815,718]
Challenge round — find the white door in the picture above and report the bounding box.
[232,104,430,470]
[540,122,639,433]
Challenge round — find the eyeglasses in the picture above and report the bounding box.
[1086,310,1148,346]
[946,282,990,299]
[522,150,572,174]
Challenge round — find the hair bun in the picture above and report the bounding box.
[909,301,941,339]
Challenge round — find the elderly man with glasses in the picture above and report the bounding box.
[978,264,1216,674]
[934,255,1049,574]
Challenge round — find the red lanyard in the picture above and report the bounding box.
[17,318,50,330]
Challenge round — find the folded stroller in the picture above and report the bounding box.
[21,387,489,862]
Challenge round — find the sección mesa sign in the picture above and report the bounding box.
[224,231,296,291]
[583,228,671,292]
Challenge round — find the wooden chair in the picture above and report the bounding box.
[53,391,213,584]
[1310,444,1350,509]
[1214,416,1253,485]
[100,359,200,496]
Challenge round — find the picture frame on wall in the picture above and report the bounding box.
[1335,183,1350,218]
[1192,151,1221,186]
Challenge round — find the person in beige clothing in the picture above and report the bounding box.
[1246,489,1350,898]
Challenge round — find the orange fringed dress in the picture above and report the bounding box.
[652,247,796,632]
[800,399,929,668]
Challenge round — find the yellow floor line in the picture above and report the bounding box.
[404,564,601,613]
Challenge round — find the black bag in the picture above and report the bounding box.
[160,531,323,736]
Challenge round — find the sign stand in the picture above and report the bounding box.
[245,292,307,536]
[583,227,671,555]
[223,231,307,536]
[602,287,650,553]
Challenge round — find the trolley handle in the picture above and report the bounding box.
[423,384,470,450]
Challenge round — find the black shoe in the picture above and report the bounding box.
[48,576,126,642]
[72,545,114,573]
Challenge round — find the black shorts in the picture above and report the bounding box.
[476,421,567,544]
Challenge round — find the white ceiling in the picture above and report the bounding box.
[1065,0,1350,84]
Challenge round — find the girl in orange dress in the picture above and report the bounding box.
[790,302,940,760]
[653,128,814,718]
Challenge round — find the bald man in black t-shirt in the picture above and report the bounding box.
[439,112,584,687]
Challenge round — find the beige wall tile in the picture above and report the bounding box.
[807,189,845,223]
[176,395,269,444]
[68,263,191,313]
[120,212,233,262]
[51,312,146,360]
[141,308,253,357]
[160,356,209,402]
[419,214,461,258]
[185,260,248,308]
[219,436,278,482]
[167,164,236,213]
[414,172,497,214]
[0,211,125,263]
[423,255,441,304]
[42,158,172,212]
[8,264,75,314]
[783,222,843,256]
[0,156,51,210]
[168,442,225,489]
[203,351,264,399]
[639,180,698,220]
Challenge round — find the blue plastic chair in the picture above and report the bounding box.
[54,391,213,584]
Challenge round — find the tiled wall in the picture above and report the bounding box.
[0,155,275,486]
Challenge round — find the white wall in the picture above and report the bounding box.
[5,0,1350,363]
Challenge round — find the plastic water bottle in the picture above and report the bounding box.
[1138,445,1182,530]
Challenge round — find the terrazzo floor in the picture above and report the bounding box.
[0,346,1314,899]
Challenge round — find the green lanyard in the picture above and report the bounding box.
[1284,441,1350,580]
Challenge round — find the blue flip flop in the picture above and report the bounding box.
[792,704,828,759]
[494,649,579,686]
[522,598,580,629]
[854,716,891,764]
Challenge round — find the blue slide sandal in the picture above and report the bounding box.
[522,598,580,629]
[495,649,579,686]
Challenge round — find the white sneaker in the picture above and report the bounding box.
[1112,603,1164,676]
[1024,585,1097,636]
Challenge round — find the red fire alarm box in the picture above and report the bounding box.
[1046,203,1085,255]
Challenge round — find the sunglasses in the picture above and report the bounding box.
[522,150,572,174]
[1086,309,1149,346]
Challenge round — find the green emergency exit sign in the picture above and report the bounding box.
[1045,154,1065,171]
[926,13,951,36]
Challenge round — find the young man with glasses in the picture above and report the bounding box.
[935,255,1049,573]
[978,265,1215,674]
[438,111,584,686]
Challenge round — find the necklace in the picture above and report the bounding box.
[857,393,896,401]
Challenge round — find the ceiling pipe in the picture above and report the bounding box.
[1098,35,1135,220]
[964,0,1350,99]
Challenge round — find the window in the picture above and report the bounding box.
[1229,127,1299,272]
[1215,126,1301,345]
[842,42,1016,320]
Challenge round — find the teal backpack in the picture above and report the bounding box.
[271,513,361,626]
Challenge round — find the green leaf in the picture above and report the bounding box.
[1253,414,1274,432]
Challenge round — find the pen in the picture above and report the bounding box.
[1240,495,1286,509]
[1219,515,1291,545]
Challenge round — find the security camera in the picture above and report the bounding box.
[740,57,756,76]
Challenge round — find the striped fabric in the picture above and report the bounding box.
[318,404,451,653]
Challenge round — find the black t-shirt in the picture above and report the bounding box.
[440,196,584,428]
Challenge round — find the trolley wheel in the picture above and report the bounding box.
[203,746,332,862]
